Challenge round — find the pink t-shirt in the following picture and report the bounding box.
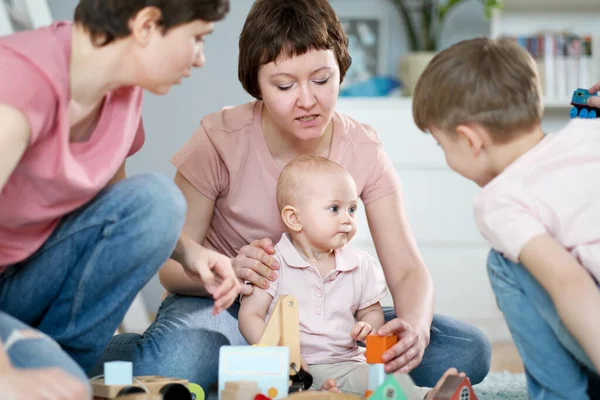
[474,119,600,283]
[171,101,400,257]
[0,21,145,267]
[264,233,387,364]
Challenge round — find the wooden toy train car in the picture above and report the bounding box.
[570,88,600,119]
[91,375,201,400]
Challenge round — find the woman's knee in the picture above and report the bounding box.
[129,173,186,240]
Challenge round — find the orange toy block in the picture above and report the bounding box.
[365,335,397,364]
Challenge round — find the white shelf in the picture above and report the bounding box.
[337,96,572,109]
[500,0,599,11]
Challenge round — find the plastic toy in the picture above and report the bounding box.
[367,373,422,400]
[219,346,290,399]
[432,375,478,400]
[570,88,600,119]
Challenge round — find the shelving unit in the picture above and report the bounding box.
[490,0,600,108]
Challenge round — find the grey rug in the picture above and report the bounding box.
[207,372,528,399]
[474,372,528,399]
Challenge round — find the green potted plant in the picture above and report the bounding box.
[392,0,503,95]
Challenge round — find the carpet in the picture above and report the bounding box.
[207,372,528,399]
[473,372,528,399]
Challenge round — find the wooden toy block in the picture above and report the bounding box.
[221,381,261,400]
[365,335,397,364]
[104,361,133,385]
[91,375,190,399]
[283,391,363,399]
[432,375,478,400]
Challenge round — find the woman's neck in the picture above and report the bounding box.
[69,24,130,107]
[262,105,334,166]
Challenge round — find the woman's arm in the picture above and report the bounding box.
[365,191,434,372]
[0,106,30,191]
[238,289,273,345]
[520,234,600,372]
[158,171,219,296]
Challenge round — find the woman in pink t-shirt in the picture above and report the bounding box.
[0,1,239,398]
[105,0,491,392]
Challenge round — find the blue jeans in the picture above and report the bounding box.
[0,173,185,377]
[103,294,491,389]
[488,250,600,400]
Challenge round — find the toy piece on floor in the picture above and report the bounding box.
[91,369,193,400]
[365,335,398,398]
[431,375,478,400]
[570,88,599,119]
[282,391,363,399]
[367,373,422,400]
[221,381,261,400]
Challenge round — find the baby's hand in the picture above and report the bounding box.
[350,321,373,342]
[319,378,341,392]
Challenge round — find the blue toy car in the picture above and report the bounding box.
[570,88,600,119]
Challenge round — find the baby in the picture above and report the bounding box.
[238,155,387,395]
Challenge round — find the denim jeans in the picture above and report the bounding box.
[103,294,491,389]
[488,250,600,400]
[0,173,185,377]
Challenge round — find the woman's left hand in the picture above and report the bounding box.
[377,318,429,374]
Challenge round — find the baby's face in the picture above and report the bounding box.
[296,171,359,250]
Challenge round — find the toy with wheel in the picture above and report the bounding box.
[570,88,599,119]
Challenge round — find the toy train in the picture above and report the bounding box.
[570,88,599,119]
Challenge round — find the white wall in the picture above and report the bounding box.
[45,0,508,313]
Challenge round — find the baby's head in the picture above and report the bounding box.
[413,37,543,186]
[276,155,358,250]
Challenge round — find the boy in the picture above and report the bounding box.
[238,155,388,395]
[412,37,600,399]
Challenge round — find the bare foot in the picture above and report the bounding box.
[424,368,467,400]
[319,378,341,392]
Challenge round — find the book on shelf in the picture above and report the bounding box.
[502,33,598,105]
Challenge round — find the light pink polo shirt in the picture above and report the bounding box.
[171,101,401,258]
[474,119,600,282]
[264,234,387,364]
[0,21,144,267]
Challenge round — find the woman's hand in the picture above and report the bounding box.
[588,82,600,108]
[181,243,240,315]
[232,238,280,296]
[377,318,429,374]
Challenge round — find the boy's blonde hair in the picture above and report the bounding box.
[276,155,349,212]
[412,37,543,143]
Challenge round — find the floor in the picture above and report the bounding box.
[490,341,524,373]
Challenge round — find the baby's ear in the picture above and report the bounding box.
[281,206,302,232]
